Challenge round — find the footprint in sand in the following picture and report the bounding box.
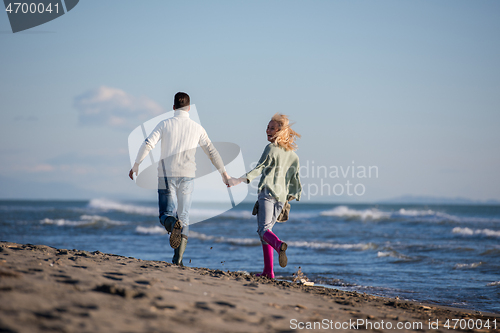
[28,268,43,272]
[56,277,79,284]
[76,304,99,310]
[104,272,125,275]
[103,272,126,281]
[151,302,176,310]
[214,301,236,308]
[94,284,147,299]
[135,280,150,285]
[103,275,123,281]
[195,302,214,311]
[51,273,80,284]
[33,311,61,320]
[52,274,71,278]
[0,268,21,278]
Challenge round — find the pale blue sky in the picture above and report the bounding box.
[1,1,499,202]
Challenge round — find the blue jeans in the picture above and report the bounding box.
[158,177,194,237]
[257,187,284,244]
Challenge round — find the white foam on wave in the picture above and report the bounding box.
[395,208,435,216]
[377,251,412,260]
[398,210,461,223]
[135,226,166,235]
[80,215,111,223]
[479,229,500,237]
[88,199,157,216]
[41,218,91,227]
[0,205,55,212]
[454,262,484,269]
[189,209,253,219]
[221,210,254,219]
[188,231,376,250]
[396,210,500,224]
[487,281,500,286]
[220,209,316,220]
[81,214,127,225]
[87,199,254,220]
[320,206,390,220]
[453,227,474,236]
[321,206,455,222]
[393,209,500,223]
[319,205,490,224]
[40,215,127,227]
[286,211,322,220]
[189,231,259,245]
[452,227,500,238]
[392,209,458,221]
[289,241,376,250]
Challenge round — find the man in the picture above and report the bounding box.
[129,92,229,265]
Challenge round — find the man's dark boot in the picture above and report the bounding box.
[160,215,181,249]
[172,236,188,266]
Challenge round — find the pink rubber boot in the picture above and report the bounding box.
[255,244,274,279]
[262,230,288,268]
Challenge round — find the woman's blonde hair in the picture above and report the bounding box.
[271,113,301,151]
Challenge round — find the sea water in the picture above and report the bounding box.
[1,199,499,314]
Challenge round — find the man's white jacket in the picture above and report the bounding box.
[134,110,225,178]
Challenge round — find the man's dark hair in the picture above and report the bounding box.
[174,92,190,109]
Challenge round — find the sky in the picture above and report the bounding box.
[0,0,499,203]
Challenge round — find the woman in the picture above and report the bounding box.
[229,113,302,278]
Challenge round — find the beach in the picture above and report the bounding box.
[1,242,498,333]
[3,200,500,314]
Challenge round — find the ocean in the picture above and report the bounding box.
[1,199,499,314]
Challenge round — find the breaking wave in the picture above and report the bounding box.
[40,215,126,227]
[87,199,252,220]
[452,227,500,238]
[88,199,157,216]
[319,205,499,223]
[289,240,377,250]
[377,251,413,260]
[454,262,484,269]
[135,226,166,235]
[320,206,390,220]
[188,231,376,250]
[189,231,260,245]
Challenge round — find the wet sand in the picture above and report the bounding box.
[0,242,498,333]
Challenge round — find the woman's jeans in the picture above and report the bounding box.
[158,177,194,237]
[257,188,284,244]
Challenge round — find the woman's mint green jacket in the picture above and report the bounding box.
[245,143,302,203]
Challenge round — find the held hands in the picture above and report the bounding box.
[221,172,246,187]
[227,177,245,187]
[221,172,230,186]
[128,163,139,180]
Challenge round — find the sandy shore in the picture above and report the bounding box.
[0,242,498,333]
